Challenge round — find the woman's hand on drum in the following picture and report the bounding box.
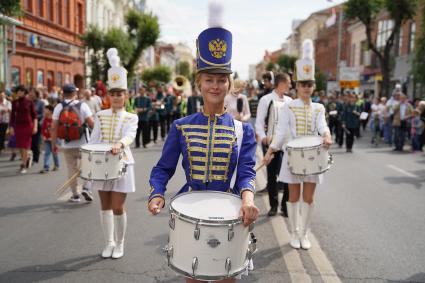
[148,197,165,215]
[262,148,274,166]
[111,142,124,155]
[322,134,332,149]
[240,191,259,226]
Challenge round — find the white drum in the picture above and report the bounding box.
[266,100,286,144]
[80,143,126,181]
[286,136,332,176]
[164,191,256,281]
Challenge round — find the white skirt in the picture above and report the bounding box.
[91,164,136,193]
[278,152,323,184]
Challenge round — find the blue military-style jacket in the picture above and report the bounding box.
[149,111,256,202]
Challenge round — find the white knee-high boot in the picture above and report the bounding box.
[300,202,314,250]
[286,202,301,249]
[112,213,127,259]
[100,210,115,258]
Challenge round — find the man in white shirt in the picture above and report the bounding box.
[51,84,94,203]
[0,91,12,155]
[255,73,293,217]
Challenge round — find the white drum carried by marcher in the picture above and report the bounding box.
[266,100,286,144]
[164,191,256,281]
[80,143,126,181]
[286,136,332,176]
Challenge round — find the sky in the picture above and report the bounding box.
[145,0,346,79]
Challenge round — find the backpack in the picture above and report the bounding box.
[57,101,85,142]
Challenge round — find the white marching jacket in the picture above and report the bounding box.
[89,109,138,164]
[270,99,330,151]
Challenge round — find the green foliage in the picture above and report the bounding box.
[141,65,172,84]
[81,9,160,86]
[413,1,425,96]
[176,61,191,79]
[0,0,22,17]
[277,54,297,72]
[266,62,275,72]
[344,0,418,96]
[315,69,327,92]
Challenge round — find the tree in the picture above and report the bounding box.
[176,61,191,79]
[412,0,425,97]
[345,0,418,97]
[0,0,21,17]
[265,62,275,72]
[81,25,104,83]
[315,69,327,92]
[277,54,297,72]
[141,65,172,85]
[81,9,160,85]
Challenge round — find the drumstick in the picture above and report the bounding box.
[255,163,265,172]
[55,171,80,196]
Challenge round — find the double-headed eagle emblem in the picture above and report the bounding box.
[111,74,120,83]
[303,65,312,74]
[209,38,227,59]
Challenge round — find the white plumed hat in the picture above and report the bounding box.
[107,48,127,91]
[295,39,315,82]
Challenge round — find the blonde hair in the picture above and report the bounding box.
[195,72,233,93]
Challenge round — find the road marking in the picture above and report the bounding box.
[387,164,419,178]
[255,145,341,283]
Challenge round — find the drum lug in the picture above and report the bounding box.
[319,165,322,172]
[88,171,92,179]
[247,233,257,260]
[287,148,291,156]
[104,152,109,163]
[301,150,304,158]
[328,153,334,165]
[194,222,200,240]
[225,257,231,276]
[88,152,92,162]
[289,166,293,174]
[317,147,321,155]
[192,257,198,277]
[303,168,306,175]
[169,215,175,230]
[104,171,108,180]
[163,244,173,266]
[228,224,234,241]
[119,153,123,160]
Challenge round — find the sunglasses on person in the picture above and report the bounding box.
[299,81,314,88]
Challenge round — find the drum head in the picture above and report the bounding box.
[287,136,322,148]
[81,143,113,152]
[171,192,241,222]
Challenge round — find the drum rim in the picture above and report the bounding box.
[80,143,113,153]
[170,191,242,225]
[289,165,331,176]
[168,258,249,281]
[286,136,323,149]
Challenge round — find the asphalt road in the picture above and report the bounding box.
[0,130,424,283]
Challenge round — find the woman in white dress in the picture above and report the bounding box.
[89,48,138,259]
[263,40,332,250]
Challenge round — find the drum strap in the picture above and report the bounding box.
[230,119,243,189]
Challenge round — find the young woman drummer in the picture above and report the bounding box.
[263,40,332,250]
[89,48,138,259]
[147,2,259,282]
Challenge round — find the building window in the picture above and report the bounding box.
[46,0,53,21]
[64,0,70,28]
[47,71,54,91]
[77,3,84,34]
[57,0,63,25]
[37,0,44,17]
[65,73,70,84]
[37,70,44,87]
[57,72,63,87]
[376,20,394,49]
[409,22,416,53]
[25,68,33,87]
[11,67,20,87]
[25,0,33,13]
